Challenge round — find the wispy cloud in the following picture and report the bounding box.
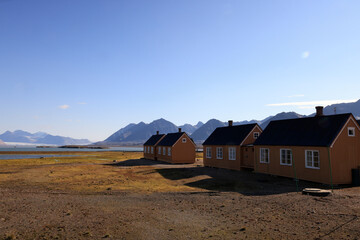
[77,102,87,105]
[287,94,305,98]
[59,104,70,110]
[267,99,357,107]
[302,51,310,59]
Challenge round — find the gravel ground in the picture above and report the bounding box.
[1,154,360,240]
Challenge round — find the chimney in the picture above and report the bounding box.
[315,106,323,117]
[178,128,182,132]
[228,120,233,127]
[156,131,159,135]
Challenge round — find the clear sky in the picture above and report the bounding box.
[1,0,359,141]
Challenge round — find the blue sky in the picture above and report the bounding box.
[1,0,359,141]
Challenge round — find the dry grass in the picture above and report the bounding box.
[0,151,206,193]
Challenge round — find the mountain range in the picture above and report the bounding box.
[99,99,360,145]
[96,119,204,146]
[0,130,92,146]
[2,100,359,146]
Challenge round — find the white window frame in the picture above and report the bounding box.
[158,147,161,154]
[260,148,269,163]
[228,147,236,160]
[348,127,355,136]
[280,149,292,166]
[151,147,154,154]
[163,147,166,155]
[144,146,147,153]
[168,147,171,156]
[253,132,260,139]
[305,150,320,169]
[182,138,187,143]
[206,147,212,158]
[216,147,223,159]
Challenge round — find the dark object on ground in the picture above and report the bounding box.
[352,168,360,186]
[302,188,331,196]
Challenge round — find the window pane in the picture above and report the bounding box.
[307,159,312,166]
[314,161,319,167]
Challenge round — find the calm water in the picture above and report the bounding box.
[0,154,77,160]
[0,147,143,152]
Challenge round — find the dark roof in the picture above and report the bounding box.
[254,114,352,147]
[357,120,360,126]
[157,132,186,146]
[143,134,165,146]
[203,123,259,145]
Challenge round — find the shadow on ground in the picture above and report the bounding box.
[105,158,328,196]
[104,158,174,167]
[157,167,327,196]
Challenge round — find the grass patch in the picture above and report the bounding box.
[0,151,205,193]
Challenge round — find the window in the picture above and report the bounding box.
[305,150,320,169]
[158,147,161,154]
[151,147,154,154]
[216,147,223,159]
[144,147,146,153]
[206,147,212,158]
[253,132,260,139]
[280,149,292,166]
[147,146,150,153]
[168,147,171,156]
[163,147,166,155]
[228,147,236,160]
[182,138,187,143]
[348,127,355,136]
[260,148,269,163]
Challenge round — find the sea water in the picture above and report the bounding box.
[0,154,77,160]
[0,146,143,152]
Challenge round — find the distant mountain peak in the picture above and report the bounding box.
[103,118,178,144]
[0,130,91,145]
[152,118,172,124]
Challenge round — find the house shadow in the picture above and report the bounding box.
[103,158,332,196]
[103,158,175,167]
[155,167,328,196]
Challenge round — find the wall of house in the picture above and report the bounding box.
[143,145,157,160]
[203,125,261,170]
[254,146,333,184]
[156,145,172,163]
[172,134,196,163]
[255,117,360,185]
[143,145,152,159]
[203,145,242,170]
[330,117,360,184]
[157,134,195,164]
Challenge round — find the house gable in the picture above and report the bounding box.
[240,124,263,146]
[330,115,360,148]
[172,132,196,148]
